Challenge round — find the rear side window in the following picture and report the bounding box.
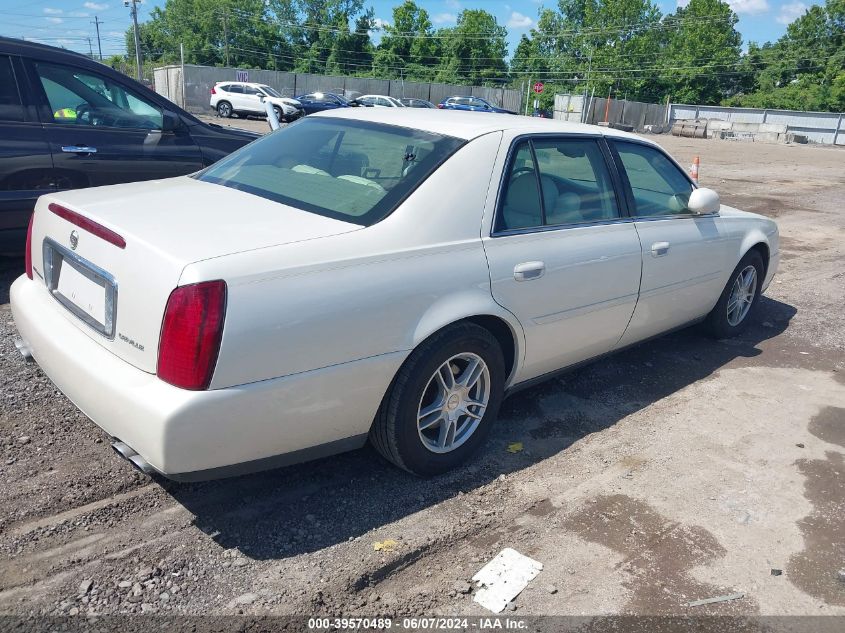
[218,84,231,92]
[196,118,464,226]
[497,138,619,232]
[228,84,244,94]
[615,142,693,217]
[0,56,24,122]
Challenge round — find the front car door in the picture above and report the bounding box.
[0,53,54,252]
[482,134,643,383]
[610,140,730,347]
[241,85,264,114]
[24,59,203,189]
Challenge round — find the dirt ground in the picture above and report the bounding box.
[0,130,843,627]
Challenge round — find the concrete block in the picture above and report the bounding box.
[759,123,788,134]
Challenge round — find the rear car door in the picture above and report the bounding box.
[0,53,54,253]
[610,140,730,347]
[25,59,203,188]
[483,135,643,382]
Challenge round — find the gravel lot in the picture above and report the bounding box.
[0,130,843,624]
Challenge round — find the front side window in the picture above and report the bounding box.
[615,142,693,217]
[196,118,464,226]
[35,62,162,129]
[243,86,262,96]
[496,138,620,232]
[260,85,281,97]
[0,56,24,122]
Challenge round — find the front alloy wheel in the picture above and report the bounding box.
[727,265,757,326]
[706,250,764,338]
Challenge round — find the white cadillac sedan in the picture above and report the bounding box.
[11,109,779,481]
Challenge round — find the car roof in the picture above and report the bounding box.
[0,36,92,61]
[312,108,656,144]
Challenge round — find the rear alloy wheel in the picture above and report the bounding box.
[216,101,232,118]
[706,250,764,338]
[370,323,505,476]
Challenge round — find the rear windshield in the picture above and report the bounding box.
[196,118,464,226]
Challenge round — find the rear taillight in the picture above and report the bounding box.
[436,104,444,109]
[210,86,216,94]
[48,203,126,249]
[157,281,227,391]
[25,214,34,279]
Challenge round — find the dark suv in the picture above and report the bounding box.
[0,37,260,253]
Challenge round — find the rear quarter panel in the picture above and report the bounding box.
[182,132,526,389]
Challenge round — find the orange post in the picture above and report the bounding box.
[690,155,700,183]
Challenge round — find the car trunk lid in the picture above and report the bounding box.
[29,176,361,375]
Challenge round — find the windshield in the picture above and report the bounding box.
[195,118,464,226]
[260,85,282,98]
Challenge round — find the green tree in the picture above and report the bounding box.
[663,0,742,104]
[435,9,508,85]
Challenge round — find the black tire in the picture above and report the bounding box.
[216,101,232,118]
[706,250,765,338]
[272,106,283,122]
[370,323,505,476]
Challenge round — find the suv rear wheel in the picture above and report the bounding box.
[216,101,232,118]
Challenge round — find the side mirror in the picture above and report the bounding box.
[687,187,720,215]
[161,110,182,132]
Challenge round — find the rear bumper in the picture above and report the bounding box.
[10,276,405,479]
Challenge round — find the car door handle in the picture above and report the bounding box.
[61,145,97,154]
[650,241,670,257]
[514,261,545,281]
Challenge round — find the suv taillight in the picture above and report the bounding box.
[436,103,444,109]
[25,214,33,279]
[210,86,216,94]
[157,280,227,390]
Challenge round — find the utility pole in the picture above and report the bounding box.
[125,0,143,81]
[222,11,230,67]
[86,37,93,58]
[91,16,103,60]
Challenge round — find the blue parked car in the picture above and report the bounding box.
[437,95,516,114]
[294,92,352,115]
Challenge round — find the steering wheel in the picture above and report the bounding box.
[511,166,535,178]
[75,103,92,124]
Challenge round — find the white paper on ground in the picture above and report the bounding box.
[472,547,543,613]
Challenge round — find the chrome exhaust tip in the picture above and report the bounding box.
[111,441,137,459]
[111,440,154,475]
[128,454,155,475]
[14,339,33,361]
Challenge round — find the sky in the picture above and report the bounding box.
[0,0,820,60]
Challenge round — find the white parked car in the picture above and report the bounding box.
[12,109,779,481]
[209,81,303,121]
[352,94,405,108]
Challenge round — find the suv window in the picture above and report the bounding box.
[218,84,231,92]
[243,86,262,96]
[196,117,464,226]
[0,56,24,122]
[497,138,619,231]
[615,141,693,217]
[228,84,244,94]
[35,62,162,129]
